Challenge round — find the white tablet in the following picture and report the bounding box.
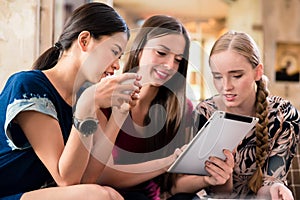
[167,111,258,175]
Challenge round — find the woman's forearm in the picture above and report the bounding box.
[209,176,233,194]
[98,166,165,188]
[257,183,294,200]
[171,174,232,195]
[81,108,129,183]
[98,154,176,188]
[171,175,209,194]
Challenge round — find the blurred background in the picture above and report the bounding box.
[1,0,300,108]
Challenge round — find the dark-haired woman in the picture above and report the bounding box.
[0,2,141,200]
[180,31,300,200]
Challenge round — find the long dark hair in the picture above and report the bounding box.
[123,15,190,193]
[33,2,129,70]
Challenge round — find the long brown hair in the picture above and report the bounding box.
[209,31,269,193]
[124,15,190,149]
[32,2,129,70]
[123,15,190,193]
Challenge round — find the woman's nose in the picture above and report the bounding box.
[223,79,233,91]
[164,55,176,70]
[112,59,120,70]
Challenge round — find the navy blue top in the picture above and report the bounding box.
[0,70,72,198]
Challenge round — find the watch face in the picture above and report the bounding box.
[79,119,98,136]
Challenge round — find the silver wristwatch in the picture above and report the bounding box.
[73,117,99,137]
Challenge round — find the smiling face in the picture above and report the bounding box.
[137,34,186,86]
[210,50,263,111]
[81,32,128,83]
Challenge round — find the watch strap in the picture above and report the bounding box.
[73,116,99,136]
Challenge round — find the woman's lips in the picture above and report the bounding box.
[155,69,169,79]
[224,94,236,101]
[102,71,114,78]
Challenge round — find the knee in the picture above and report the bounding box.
[80,184,119,200]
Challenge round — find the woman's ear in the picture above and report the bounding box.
[78,31,91,51]
[138,50,143,61]
[255,63,264,81]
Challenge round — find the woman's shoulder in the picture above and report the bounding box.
[9,69,43,78]
[267,95,300,120]
[185,98,194,113]
[7,70,46,86]
[194,95,218,117]
[2,70,56,102]
[268,95,298,111]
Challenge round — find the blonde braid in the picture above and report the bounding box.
[248,79,269,193]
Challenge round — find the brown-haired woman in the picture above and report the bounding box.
[89,14,234,200]
[87,14,194,200]
[187,31,300,199]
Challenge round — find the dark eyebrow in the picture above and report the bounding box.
[211,72,221,76]
[212,70,244,74]
[158,45,170,51]
[115,44,122,53]
[158,45,184,57]
[228,70,244,74]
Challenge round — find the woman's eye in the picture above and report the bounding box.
[233,74,243,79]
[175,57,182,63]
[156,50,166,56]
[112,49,119,56]
[213,75,222,80]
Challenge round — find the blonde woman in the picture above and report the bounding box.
[188,31,299,199]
